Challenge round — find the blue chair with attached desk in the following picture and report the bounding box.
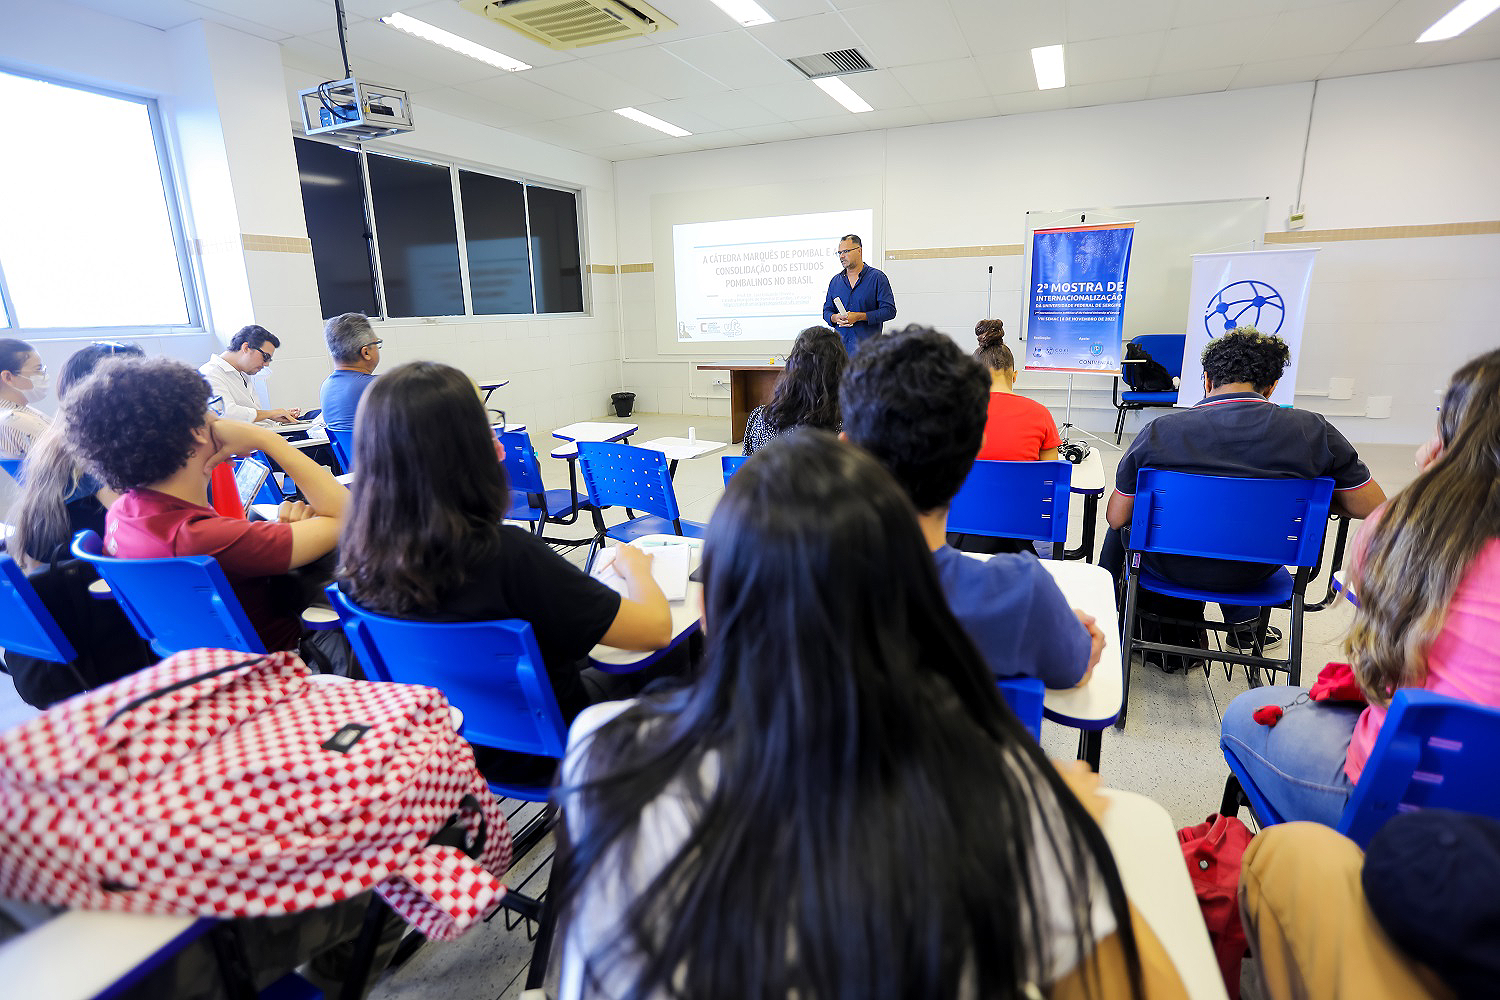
[1119,470,1333,728]
[1113,333,1185,443]
[998,677,1045,742]
[721,454,747,484]
[1221,689,1500,849]
[948,459,1072,559]
[497,429,589,542]
[325,427,354,475]
[71,529,267,657]
[576,441,706,571]
[1,457,21,480]
[0,553,78,676]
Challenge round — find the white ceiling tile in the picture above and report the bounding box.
[734,122,814,144]
[1065,31,1170,86]
[1228,53,1336,89]
[890,58,988,104]
[410,87,548,129]
[841,2,970,67]
[662,31,802,89]
[464,73,600,119]
[976,54,1041,98]
[793,115,879,140]
[740,79,850,120]
[317,20,507,86]
[922,95,1001,124]
[1416,30,1500,65]
[1319,44,1430,78]
[1348,0,1477,50]
[608,137,693,159]
[1063,0,1178,42]
[191,0,342,36]
[1145,66,1239,99]
[504,119,594,151]
[563,110,675,145]
[584,48,730,101]
[638,92,784,131]
[949,0,1066,51]
[520,61,661,109]
[760,0,836,19]
[1067,78,1152,108]
[991,89,1071,115]
[1156,16,1281,74]
[621,100,726,135]
[834,69,916,108]
[393,0,575,69]
[68,0,208,31]
[747,13,863,59]
[1260,2,1389,59]
[1170,0,1291,29]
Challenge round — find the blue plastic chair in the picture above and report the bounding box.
[1222,690,1500,849]
[948,460,1072,558]
[1120,470,1334,726]
[325,427,354,475]
[576,442,706,570]
[1113,333,1185,442]
[324,583,565,803]
[998,677,1044,742]
[721,454,747,484]
[0,457,21,480]
[71,529,266,657]
[498,430,589,536]
[0,555,77,665]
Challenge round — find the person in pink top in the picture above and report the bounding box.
[1220,347,1500,825]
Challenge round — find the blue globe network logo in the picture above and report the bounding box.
[1204,280,1285,335]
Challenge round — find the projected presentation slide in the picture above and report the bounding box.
[672,209,873,342]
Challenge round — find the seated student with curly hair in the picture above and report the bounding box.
[1101,327,1385,661]
[741,325,846,456]
[63,357,349,652]
[841,326,1102,689]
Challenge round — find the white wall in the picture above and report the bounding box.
[614,60,1500,444]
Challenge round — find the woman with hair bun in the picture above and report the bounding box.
[972,319,1060,462]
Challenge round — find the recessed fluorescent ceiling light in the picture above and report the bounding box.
[1417,0,1500,41]
[1031,44,1065,90]
[614,107,692,138]
[813,77,873,114]
[380,12,531,72]
[706,0,775,27]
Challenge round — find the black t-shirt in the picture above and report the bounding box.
[418,526,622,718]
[1115,393,1373,588]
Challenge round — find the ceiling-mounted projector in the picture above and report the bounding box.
[299,78,413,141]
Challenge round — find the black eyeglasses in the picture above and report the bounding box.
[251,347,273,366]
[366,339,384,350]
[837,248,856,256]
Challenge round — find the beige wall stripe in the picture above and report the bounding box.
[241,234,313,254]
[886,244,1024,261]
[618,263,654,273]
[1264,221,1500,244]
[587,264,617,274]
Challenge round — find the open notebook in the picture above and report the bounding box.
[590,541,692,602]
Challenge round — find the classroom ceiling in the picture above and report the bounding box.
[77,0,1500,161]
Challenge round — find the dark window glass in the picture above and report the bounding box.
[294,138,378,319]
[367,153,464,318]
[526,185,583,314]
[459,170,532,315]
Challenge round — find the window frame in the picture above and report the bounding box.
[0,66,204,338]
[294,132,589,322]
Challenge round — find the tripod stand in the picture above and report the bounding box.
[1055,372,1120,462]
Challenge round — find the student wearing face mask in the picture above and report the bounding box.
[0,338,52,460]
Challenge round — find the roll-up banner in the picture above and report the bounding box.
[1178,247,1319,408]
[1023,221,1135,375]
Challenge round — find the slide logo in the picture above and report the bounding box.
[1204,279,1285,335]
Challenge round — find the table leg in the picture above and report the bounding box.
[1078,728,1102,771]
[1065,492,1101,563]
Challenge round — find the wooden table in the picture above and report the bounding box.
[696,364,783,444]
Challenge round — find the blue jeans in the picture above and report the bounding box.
[1221,686,1359,827]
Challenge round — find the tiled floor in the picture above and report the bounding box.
[0,413,1420,998]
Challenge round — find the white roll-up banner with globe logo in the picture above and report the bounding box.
[1177,247,1319,408]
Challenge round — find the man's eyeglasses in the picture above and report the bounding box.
[366,339,384,350]
[207,394,226,416]
[837,248,855,256]
[251,347,273,366]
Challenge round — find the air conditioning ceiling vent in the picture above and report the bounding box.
[787,49,876,80]
[459,0,676,50]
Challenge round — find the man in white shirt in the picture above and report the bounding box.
[199,325,299,425]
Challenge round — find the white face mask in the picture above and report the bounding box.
[18,372,49,404]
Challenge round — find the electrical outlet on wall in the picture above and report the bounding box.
[1287,204,1307,230]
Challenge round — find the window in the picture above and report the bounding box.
[294,137,586,320]
[0,70,195,331]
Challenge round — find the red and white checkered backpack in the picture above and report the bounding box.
[0,648,513,942]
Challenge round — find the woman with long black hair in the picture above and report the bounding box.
[741,325,846,455]
[554,430,1185,1000]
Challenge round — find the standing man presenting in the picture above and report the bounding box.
[200,325,300,425]
[823,234,896,356]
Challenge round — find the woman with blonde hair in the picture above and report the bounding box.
[1220,347,1500,825]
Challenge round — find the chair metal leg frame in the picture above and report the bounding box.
[1220,772,1247,818]
[1307,516,1352,612]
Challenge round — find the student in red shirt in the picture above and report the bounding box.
[63,358,349,652]
[973,319,1061,462]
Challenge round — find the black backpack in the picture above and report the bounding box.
[2,549,157,709]
[1124,342,1176,392]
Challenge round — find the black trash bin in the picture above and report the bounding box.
[611,391,636,418]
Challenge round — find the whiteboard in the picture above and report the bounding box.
[1021,197,1270,345]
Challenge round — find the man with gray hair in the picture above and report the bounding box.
[318,313,382,434]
